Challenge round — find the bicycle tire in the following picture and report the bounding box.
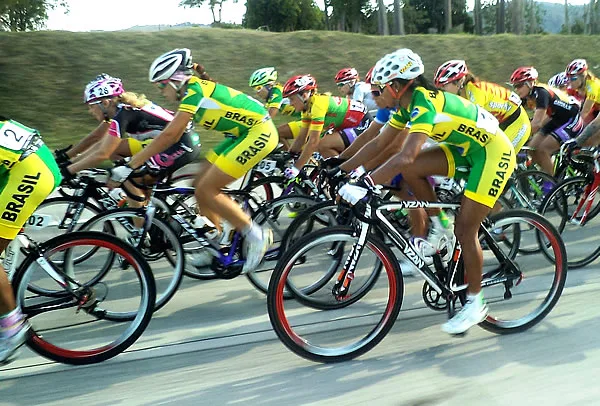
[267,226,403,363]
[12,231,156,365]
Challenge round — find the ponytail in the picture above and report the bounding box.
[118,92,150,109]
[192,63,214,81]
[463,72,479,86]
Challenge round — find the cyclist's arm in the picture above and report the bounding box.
[294,129,320,169]
[362,130,406,171]
[339,124,401,173]
[67,122,111,158]
[128,112,192,169]
[268,107,279,118]
[530,108,548,134]
[581,98,595,122]
[67,132,121,173]
[575,113,600,146]
[339,120,384,160]
[369,132,427,185]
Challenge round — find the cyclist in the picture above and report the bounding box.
[283,74,372,180]
[565,59,600,125]
[248,67,300,149]
[59,74,201,212]
[548,72,569,91]
[338,48,516,335]
[0,116,62,363]
[334,67,378,112]
[109,48,276,273]
[434,60,531,154]
[510,66,583,177]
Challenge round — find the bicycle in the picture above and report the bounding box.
[4,228,155,365]
[267,195,567,363]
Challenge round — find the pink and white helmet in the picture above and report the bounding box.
[84,74,124,104]
[565,59,588,76]
[548,72,569,88]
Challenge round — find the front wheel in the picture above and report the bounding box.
[267,226,404,363]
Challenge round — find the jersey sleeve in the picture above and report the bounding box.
[266,87,284,109]
[306,96,328,133]
[374,108,392,124]
[406,89,436,135]
[178,80,207,115]
[535,88,551,109]
[108,109,129,138]
[586,78,600,104]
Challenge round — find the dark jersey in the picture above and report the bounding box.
[108,103,176,140]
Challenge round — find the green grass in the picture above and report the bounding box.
[0,29,598,151]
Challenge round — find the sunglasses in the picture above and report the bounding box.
[370,84,386,97]
[513,82,527,89]
[336,81,353,88]
[156,80,171,90]
[568,75,580,81]
[253,85,264,92]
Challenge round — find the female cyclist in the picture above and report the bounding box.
[59,74,201,212]
[0,116,62,363]
[334,67,378,112]
[433,59,531,154]
[248,67,300,149]
[510,66,582,177]
[565,59,600,125]
[339,48,516,335]
[109,48,276,273]
[283,74,372,180]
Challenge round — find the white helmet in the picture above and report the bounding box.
[83,74,124,104]
[149,48,193,83]
[371,48,424,85]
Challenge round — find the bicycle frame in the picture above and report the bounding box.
[336,199,522,306]
[567,152,600,226]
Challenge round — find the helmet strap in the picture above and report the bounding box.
[98,100,112,123]
[388,79,414,101]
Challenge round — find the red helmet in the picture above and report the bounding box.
[566,59,588,76]
[334,68,359,84]
[510,66,539,85]
[364,66,375,85]
[282,75,317,97]
[433,60,468,88]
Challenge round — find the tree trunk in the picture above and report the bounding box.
[529,0,536,33]
[377,0,389,35]
[444,0,452,33]
[474,0,483,35]
[564,0,570,33]
[512,0,524,34]
[497,0,506,33]
[393,0,404,35]
[324,0,331,30]
[339,9,346,31]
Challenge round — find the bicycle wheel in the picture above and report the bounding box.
[538,176,600,268]
[476,210,567,334]
[79,208,184,313]
[245,195,323,295]
[267,226,403,363]
[13,231,156,365]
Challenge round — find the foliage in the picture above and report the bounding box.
[243,0,324,32]
[179,0,239,24]
[410,0,473,33]
[0,0,67,31]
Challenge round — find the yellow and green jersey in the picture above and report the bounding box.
[301,94,366,134]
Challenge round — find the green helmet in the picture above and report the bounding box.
[249,67,278,88]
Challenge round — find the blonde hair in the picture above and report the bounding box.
[118,92,150,108]
[192,63,215,81]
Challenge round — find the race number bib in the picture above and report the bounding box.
[508,91,522,107]
[349,99,367,113]
[476,108,499,134]
[0,122,34,151]
[256,159,276,175]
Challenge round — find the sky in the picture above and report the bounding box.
[45,0,590,32]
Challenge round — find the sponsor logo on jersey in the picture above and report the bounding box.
[410,107,420,119]
[2,172,41,222]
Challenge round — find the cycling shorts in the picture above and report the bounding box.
[143,131,201,178]
[0,145,61,239]
[541,113,584,144]
[127,138,153,155]
[339,113,373,148]
[500,106,531,153]
[206,119,279,179]
[440,133,515,208]
[286,120,302,139]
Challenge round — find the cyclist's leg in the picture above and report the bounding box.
[319,130,348,158]
[277,121,301,150]
[0,145,60,360]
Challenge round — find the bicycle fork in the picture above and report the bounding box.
[570,170,600,226]
[332,220,370,300]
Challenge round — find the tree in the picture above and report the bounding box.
[393,0,404,35]
[511,0,525,34]
[377,0,389,34]
[328,0,369,32]
[473,0,483,34]
[179,0,238,24]
[497,0,506,33]
[0,0,67,31]
[565,0,571,33]
[243,0,323,32]
[409,0,472,33]
[444,0,452,33]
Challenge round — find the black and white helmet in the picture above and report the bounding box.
[371,48,424,85]
[149,48,193,83]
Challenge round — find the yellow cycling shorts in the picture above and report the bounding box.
[206,119,279,179]
[0,145,61,239]
[127,138,153,155]
[440,132,516,209]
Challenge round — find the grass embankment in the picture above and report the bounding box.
[0,29,598,151]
